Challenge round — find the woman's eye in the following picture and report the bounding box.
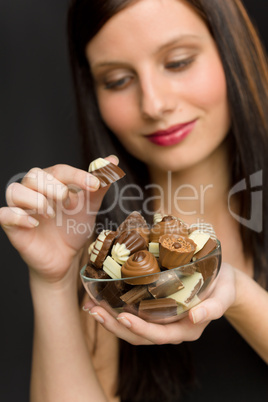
[104,76,132,90]
[165,58,194,71]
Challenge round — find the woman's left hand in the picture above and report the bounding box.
[83,262,236,345]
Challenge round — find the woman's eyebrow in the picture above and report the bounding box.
[90,34,203,71]
[154,33,204,54]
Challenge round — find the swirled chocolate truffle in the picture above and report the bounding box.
[159,234,196,269]
[149,216,189,242]
[121,250,160,285]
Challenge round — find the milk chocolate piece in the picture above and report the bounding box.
[196,255,218,281]
[89,230,117,268]
[84,263,109,280]
[88,158,125,187]
[159,234,196,269]
[193,237,217,260]
[169,272,204,307]
[148,271,184,298]
[111,230,147,265]
[117,211,150,243]
[138,298,179,320]
[121,250,160,285]
[120,285,151,304]
[150,216,189,242]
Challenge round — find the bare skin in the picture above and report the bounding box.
[1,0,267,401]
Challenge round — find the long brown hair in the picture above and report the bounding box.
[68,1,268,400]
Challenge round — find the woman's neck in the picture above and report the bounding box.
[147,140,232,227]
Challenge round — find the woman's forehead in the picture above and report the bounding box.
[86,0,208,63]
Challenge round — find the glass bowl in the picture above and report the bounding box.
[80,240,221,324]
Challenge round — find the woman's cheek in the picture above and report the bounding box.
[97,92,135,137]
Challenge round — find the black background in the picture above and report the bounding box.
[0,1,267,401]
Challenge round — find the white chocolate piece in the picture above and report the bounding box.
[111,243,130,265]
[169,272,203,307]
[188,231,210,254]
[153,213,164,224]
[176,294,201,315]
[189,223,217,240]
[88,241,96,256]
[148,242,159,257]
[90,230,111,264]
[103,256,122,279]
[88,158,110,172]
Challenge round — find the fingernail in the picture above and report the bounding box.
[109,155,119,164]
[28,216,39,227]
[85,175,100,190]
[117,316,131,328]
[192,307,207,324]
[47,205,55,218]
[89,311,104,324]
[82,305,89,312]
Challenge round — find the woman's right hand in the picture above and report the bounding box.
[0,155,118,285]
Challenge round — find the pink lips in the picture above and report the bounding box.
[147,120,197,146]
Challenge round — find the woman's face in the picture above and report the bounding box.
[86,0,230,172]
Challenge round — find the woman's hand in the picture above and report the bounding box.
[0,155,118,284]
[83,262,236,345]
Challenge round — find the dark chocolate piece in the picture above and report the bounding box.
[84,263,109,280]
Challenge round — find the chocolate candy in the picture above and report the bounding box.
[194,237,217,260]
[84,263,110,280]
[111,230,147,265]
[88,157,125,187]
[89,230,117,269]
[120,285,151,304]
[138,298,179,320]
[103,256,122,279]
[169,272,204,307]
[121,250,160,285]
[149,215,189,242]
[117,211,150,243]
[148,271,184,298]
[159,234,196,269]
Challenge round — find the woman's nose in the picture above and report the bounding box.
[139,73,176,119]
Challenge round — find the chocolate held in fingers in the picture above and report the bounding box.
[88,157,125,187]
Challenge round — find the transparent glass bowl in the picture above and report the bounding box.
[80,241,221,324]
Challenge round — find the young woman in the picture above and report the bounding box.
[1,0,268,401]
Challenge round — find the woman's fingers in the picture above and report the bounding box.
[87,263,236,346]
[0,206,39,229]
[189,262,236,325]
[6,183,55,218]
[88,305,154,345]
